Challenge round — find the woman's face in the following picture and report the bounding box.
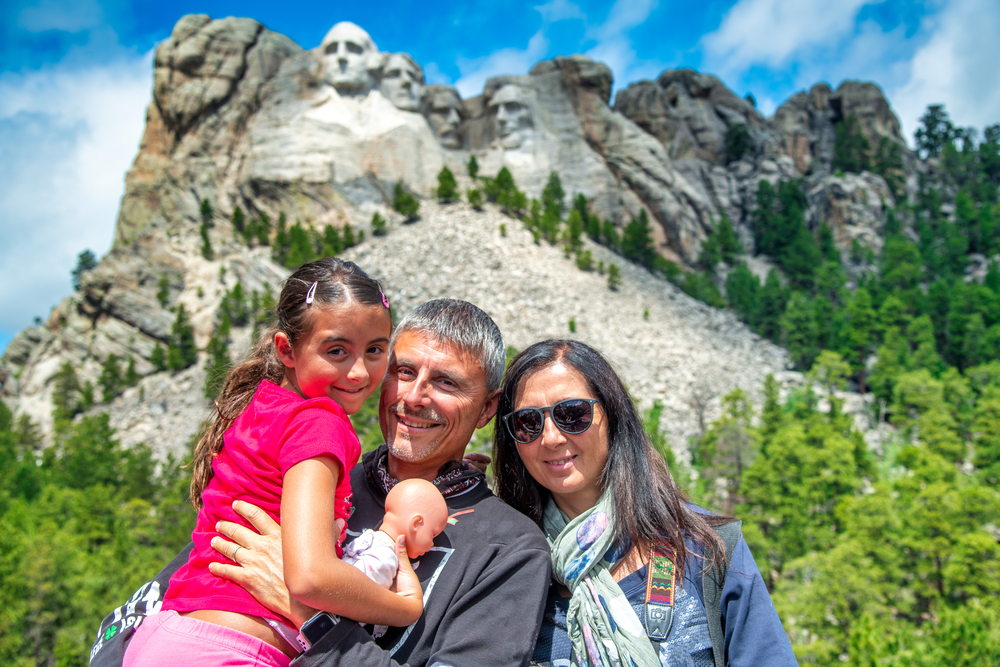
[513,362,609,520]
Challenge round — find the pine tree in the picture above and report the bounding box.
[255,212,272,246]
[832,114,871,174]
[782,292,820,369]
[231,206,245,235]
[757,269,785,341]
[467,154,479,179]
[436,166,458,202]
[601,220,620,251]
[150,344,167,372]
[541,171,565,215]
[204,331,230,399]
[371,212,387,236]
[564,210,584,252]
[393,182,420,221]
[915,104,956,158]
[607,263,622,290]
[99,354,123,403]
[200,198,215,260]
[342,223,357,248]
[51,361,82,421]
[466,188,483,210]
[167,304,197,371]
[321,224,343,256]
[125,356,140,387]
[725,263,761,324]
[724,123,753,163]
[842,287,877,391]
[71,249,97,290]
[622,210,656,269]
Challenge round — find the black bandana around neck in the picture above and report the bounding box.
[374,448,484,498]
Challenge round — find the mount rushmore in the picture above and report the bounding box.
[2,13,911,455]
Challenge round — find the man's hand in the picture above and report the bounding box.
[209,500,340,627]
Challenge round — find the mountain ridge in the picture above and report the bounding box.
[0,13,910,456]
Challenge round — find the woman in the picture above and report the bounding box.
[492,339,797,667]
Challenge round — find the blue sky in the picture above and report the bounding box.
[2,0,1000,354]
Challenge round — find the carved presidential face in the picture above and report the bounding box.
[320,22,378,94]
[489,84,533,149]
[381,53,424,111]
[423,87,464,149]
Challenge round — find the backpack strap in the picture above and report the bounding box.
[704,520,742,667]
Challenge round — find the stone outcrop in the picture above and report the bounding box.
[768,80,911,177]
[806,171,895,259]
[614,69,766,165]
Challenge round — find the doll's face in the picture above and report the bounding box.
[406,510,448,558]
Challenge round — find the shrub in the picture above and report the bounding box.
[371,212,387,236]
[467,188,483,210]
[607,263,622,290]
[725,123,752,162]
[393,182,420,221]
[436,166,458,202]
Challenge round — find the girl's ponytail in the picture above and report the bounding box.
[189,329,284,508]
[188,257,388,509]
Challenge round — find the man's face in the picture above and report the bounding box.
[379,331,497,478]
[381,54,423,111]
[427,91,462,148]
[322,23,375,93]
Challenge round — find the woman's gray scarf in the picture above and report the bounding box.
[543,493,661,667]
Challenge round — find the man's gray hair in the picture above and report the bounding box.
[390,299,505,392]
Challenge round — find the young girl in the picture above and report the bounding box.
[123,258,422,667]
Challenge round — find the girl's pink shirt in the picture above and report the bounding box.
[162,380,361,625]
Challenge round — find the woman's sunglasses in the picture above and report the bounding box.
[503,398,601,444]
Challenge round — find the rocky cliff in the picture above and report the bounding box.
[0,14,910,458]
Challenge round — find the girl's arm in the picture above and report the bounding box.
[281,456,423,627]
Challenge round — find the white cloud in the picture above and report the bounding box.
[454,30,549,98]
[583,0,662,91]
[889,0,1000,144]
[0,48,152,340]
[701,0,881,79]
[451,0,663,99]
[534,0,585,23]
[422,61,451,86]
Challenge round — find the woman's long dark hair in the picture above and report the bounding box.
[189,257,389,509]
[492,339,730,577]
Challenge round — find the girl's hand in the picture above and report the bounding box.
[209,500,334,628]
[391,536,424,624]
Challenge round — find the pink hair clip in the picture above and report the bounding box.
[305,281,318,306]
[380,289,390,309]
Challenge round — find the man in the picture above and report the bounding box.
[89,299,551,666]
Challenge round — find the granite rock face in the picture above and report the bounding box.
[614,69,766,165]
[806,171,895,258]
[3,14,907,456]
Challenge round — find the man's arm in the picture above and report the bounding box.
[296,538,552,667]
[88,544,192,667]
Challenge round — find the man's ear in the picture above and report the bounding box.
[274,332,296,369]
[475,389,500,430]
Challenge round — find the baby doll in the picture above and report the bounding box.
[344,478,449,590]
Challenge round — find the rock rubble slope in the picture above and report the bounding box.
[348,201,789,451]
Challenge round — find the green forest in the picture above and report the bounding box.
[2,103,999,665]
